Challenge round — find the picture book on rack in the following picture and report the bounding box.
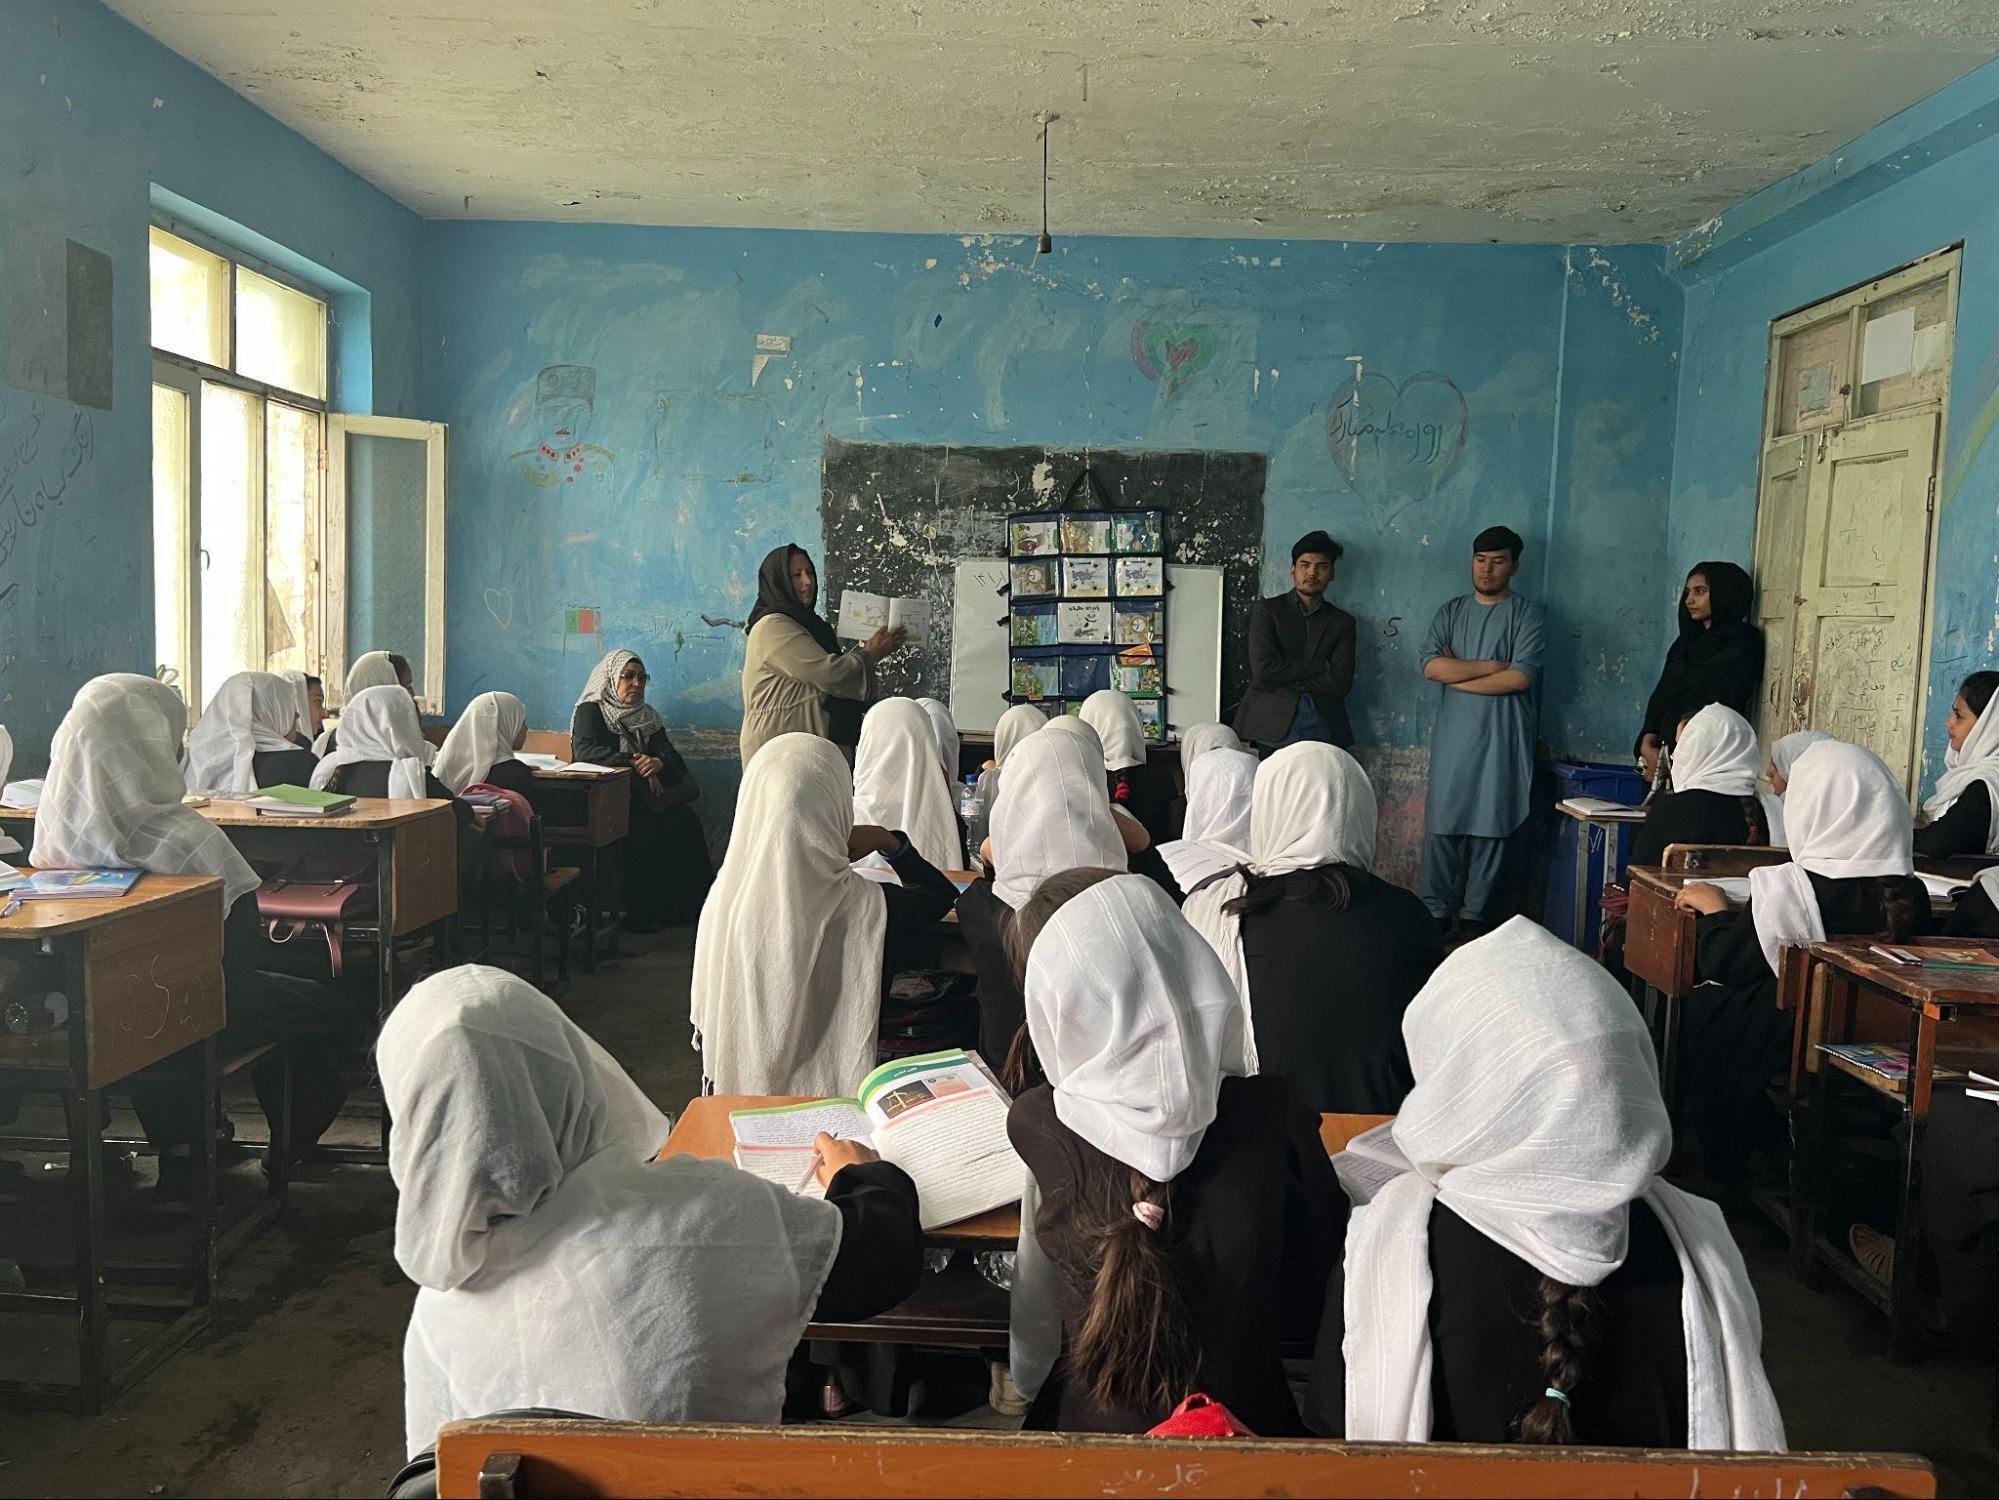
[727,1050,1024,1231]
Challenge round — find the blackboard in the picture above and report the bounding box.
[819,439,1267,719]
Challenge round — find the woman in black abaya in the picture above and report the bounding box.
[1634,562,1764,784]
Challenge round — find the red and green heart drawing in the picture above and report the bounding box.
[1132,319,1217,398]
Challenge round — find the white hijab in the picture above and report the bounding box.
[1183,742,1377,1070]
[310,685,432,802]
[690,733,888,1096]
[34,674,261,913]
[1671,704,1785,843]
[988,731,1129,910]
[1079,690,1146,773]
[851,698,961,874]
[1747,740,1913,977]
[435,692,528,795]
[1157,748,1256,895]
[1338,917,1785,1450]
[1179,722,1243,765]
[916,697,960,785]
[279,669,313,745]
[1770,729,1834,783]
[1023,874,1245,1183]
[1924,690,1999,853]
[993,703,1047,769]
[316,651,431,759]
[183,672,301,794]
[383,965,840,1459]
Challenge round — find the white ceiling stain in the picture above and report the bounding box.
[107,0,1999,243]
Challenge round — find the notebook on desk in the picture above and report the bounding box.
[725,1050,1024,1231]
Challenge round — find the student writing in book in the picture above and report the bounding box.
[1183,743,1442,1115]
[1916,670,1999,859]
[1156,747,1255,898]
[571,649,711,931]
[959,730,1132,1077]
[34,674,362,1186]
[1005,870,1347,1434]
[739,543,901,766]
[1078,690,1173,841]
[182,671,318,793]
[851,698,963,874]
[1627,703,1782,867]
[689,733,957,1097]
[385,965,922,1461]
[1308,919,1783,1450]
[434,691,535,798]
[1674,740,1929,1177]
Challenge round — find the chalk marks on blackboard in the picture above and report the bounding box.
[1326,369,1469,506]
[509,365,616,488]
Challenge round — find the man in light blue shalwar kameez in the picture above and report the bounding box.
[1420,525,1546,936]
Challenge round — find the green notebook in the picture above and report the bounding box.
[248,785,358,815]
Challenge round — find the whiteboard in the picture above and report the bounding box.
[947,559,1224,740]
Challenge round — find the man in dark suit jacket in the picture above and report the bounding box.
[1232,530,1357,751]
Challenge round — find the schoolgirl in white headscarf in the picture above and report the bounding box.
[35,674,261,911]
[1922,671,1999,854]
[987,731,1129,910]
[1667,703,1786,844]
[1156,748,1256,895]
[317,650,434,761]
[851,698,961,874]
[183,672,303,794]
[690,734,887,1096]
[278,669,314,746]
[311,684,432,802]
[385,965,843,1458]
[434,691,529,795]
[1767,728,1834,794]
[915,697,960,786]
[1078,689,1146,773]
[1329,917,1784,1450]
[980,703,1048,819]
[1177,722,1243,765]
[1183,743,1376,1061]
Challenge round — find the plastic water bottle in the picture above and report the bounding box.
[4,991,69,1036]
[958,775,987,868]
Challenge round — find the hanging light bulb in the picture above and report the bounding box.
[1037,112,1058,255]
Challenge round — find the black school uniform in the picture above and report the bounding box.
[252,746,321,790]
[1682,871,1932,1173]
[468,757,539,799]
[1629,789,1768,869]
[1307,1199,1689,1445]
[569,702,713,927]
[955,878,1023,1070]
[1916,782,1991,860]
[1237,869,1445,1115]
[1008,1075,1347,1435]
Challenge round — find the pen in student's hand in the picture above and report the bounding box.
[793,1152,823,1193]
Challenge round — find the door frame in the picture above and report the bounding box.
[1752,245,1961,793]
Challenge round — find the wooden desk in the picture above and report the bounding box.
[661,1096,1389,1352]
[1790,936,1999,1356]
[0,872,226,1411]
[525,770,630,972]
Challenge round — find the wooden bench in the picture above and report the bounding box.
[433,1419,1935,1498]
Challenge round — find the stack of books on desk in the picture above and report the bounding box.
[247,786,357,818]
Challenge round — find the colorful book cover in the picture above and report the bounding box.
[1010,606,1059,647]
[1114,556,1164,597]
[1059,513,1113,554]
[1113,602,1164,647]
[1010,559,1059,598]
[18,868,143,899]
[1010,517,1061,558]
[1010,659,1060,701]
[1113,659,1163,696]
[1058,602,1113,646]
[1135,697,1166,742]
[1112,511,1165,554]
[1063,558,1111,598]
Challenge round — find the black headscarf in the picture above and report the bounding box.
[746,543,864,746]
[1635,561,1765,753]
[747,544,841,655]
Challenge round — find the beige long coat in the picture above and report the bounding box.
[738,614,875,765]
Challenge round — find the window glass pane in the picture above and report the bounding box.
[149,228,229,366]
[152,382,191,698]
[265,402,319,677]
[345,431,430,701]
[235,267,326,400]
[199,382,262,701]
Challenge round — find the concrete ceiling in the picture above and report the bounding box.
[109,0,1999,244]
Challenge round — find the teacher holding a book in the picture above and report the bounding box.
[740,543,905,767]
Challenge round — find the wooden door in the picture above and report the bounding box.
[1752,433,1809,747]
[1791,411,1940,788]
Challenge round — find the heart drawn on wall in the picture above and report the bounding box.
[483,587,514,631]
[1131,319,1217,398]
[1325,370,1471,506]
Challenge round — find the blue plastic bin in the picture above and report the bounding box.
[1544,759,1649,949]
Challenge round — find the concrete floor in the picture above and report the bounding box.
[2,930,1997,1497]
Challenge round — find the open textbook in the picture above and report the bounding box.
[1329,1120,1413,1206]
[837,590,931,645]
[729,1049,1023,1231]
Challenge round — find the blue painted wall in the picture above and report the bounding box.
[0,0,423,764]
[424,225,1682,786]
[1667,57,1999,795]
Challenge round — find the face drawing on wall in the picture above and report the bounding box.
[510,364,616,489]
